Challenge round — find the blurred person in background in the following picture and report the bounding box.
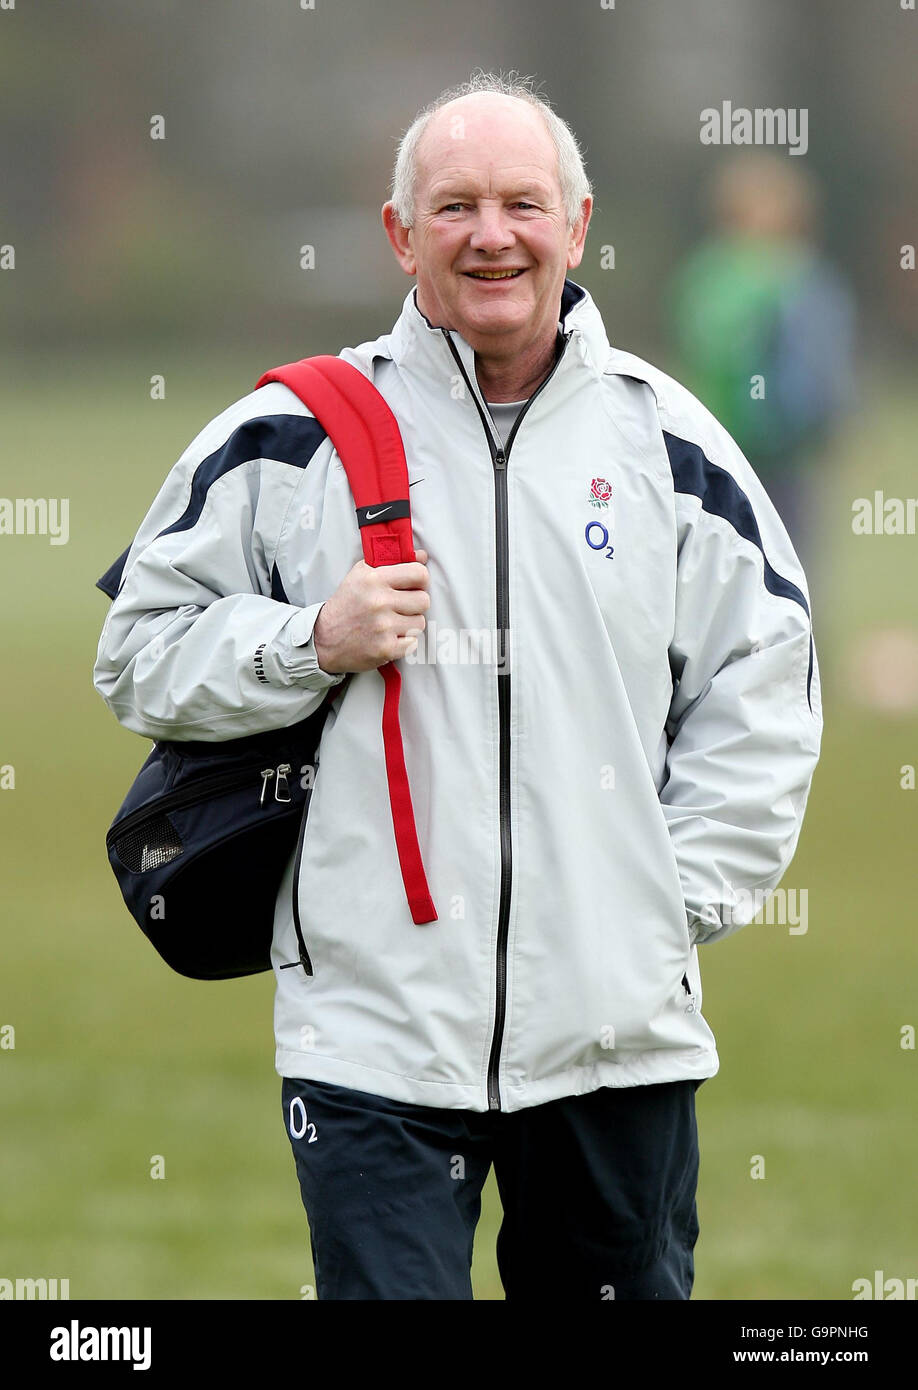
[668,153,855,584]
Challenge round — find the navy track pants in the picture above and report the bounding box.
[282,1075,701,1301]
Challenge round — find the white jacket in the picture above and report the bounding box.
[94,281,822,1112]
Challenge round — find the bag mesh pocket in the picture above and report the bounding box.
[114,815,184,873]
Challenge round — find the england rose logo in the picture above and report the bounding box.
[589,477,612,509]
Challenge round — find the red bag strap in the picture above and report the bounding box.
[255,356,437,926]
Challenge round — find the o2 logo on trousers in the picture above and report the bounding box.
[288,1096,318,1143]
[585,520,614,558]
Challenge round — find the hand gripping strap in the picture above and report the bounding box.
[255,356,437,924]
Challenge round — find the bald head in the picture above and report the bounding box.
[415,92,561,204]
[388,72,592,229]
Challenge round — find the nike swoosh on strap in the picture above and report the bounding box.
[356,498,411,528]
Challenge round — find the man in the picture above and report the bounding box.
[667,152,855,580]
[94,73,822,1300]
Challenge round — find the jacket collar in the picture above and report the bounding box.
[385,277,611,390]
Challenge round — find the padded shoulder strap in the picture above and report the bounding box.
[256,356,415,569]
[256,355,437,927]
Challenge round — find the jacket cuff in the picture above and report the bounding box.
[687,905,721,946]
[259,602,346,691]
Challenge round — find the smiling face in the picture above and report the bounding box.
[383,93,591,362]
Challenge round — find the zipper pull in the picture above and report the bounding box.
[259,768,275,805]
[494,448,507,470]
[274,763,292,803]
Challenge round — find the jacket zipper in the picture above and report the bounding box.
[441,328,570,1110]
[281,750,320,977]
[283,681,348,977]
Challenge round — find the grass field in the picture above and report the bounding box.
[1,353,915,1300]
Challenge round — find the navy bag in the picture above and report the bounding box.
[102,702,333,979]
[99,356,435,981]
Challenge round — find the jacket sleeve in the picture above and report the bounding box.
[92,384,345,742]
[658,415,823,945]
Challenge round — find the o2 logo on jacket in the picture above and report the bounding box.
[588,477,612,509]
[585,520,614,559]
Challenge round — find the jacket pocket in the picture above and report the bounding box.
[680,970,698,1015]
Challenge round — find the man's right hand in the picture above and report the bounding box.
[312,549,430,674]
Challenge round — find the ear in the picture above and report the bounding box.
[566,196,593,270]
[382,202,417,276]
